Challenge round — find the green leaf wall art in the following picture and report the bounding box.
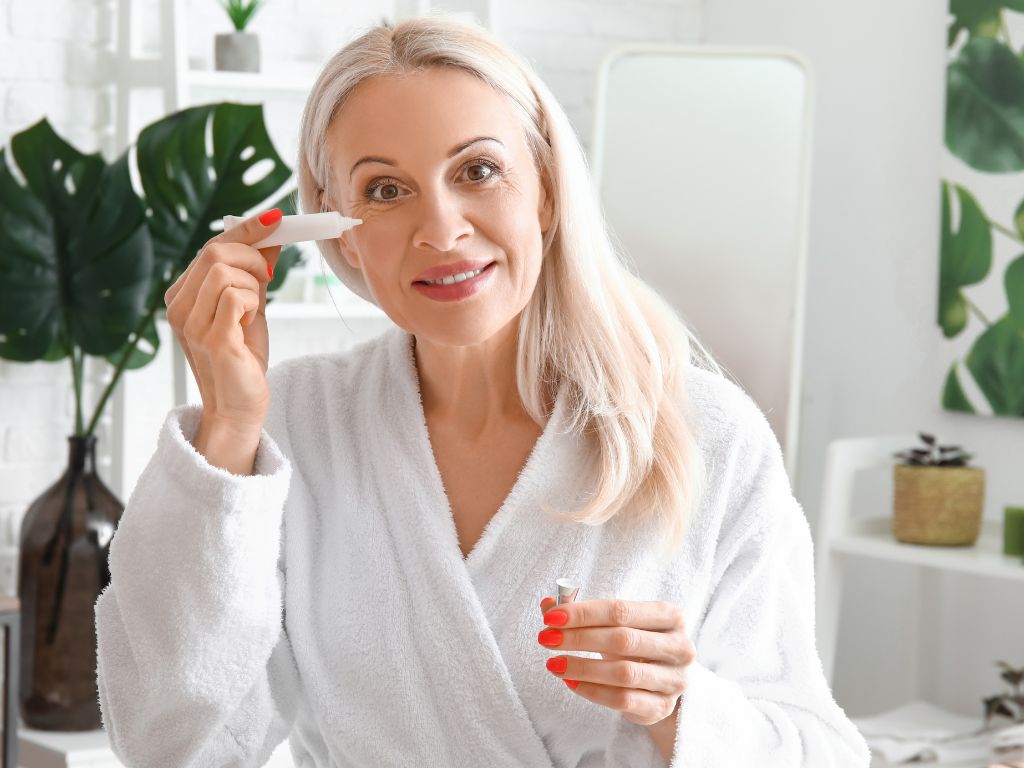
[941,3,1024,418]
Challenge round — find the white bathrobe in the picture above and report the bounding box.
[95,324,871,768]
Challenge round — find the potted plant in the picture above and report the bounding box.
[0,102,301,730]
[891,432,985,546]
[216,0,265,73]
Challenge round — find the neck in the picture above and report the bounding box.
[413,322,527,438]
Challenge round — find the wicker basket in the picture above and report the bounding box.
[892,465,985,545]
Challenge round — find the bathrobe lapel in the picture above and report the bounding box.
[371,329,589,766]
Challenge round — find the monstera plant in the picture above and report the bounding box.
[0,102,302,730]
[940,1,1024,417]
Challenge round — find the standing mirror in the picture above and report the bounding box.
[591,45,815,482]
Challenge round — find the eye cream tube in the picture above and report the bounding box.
[222,211,362,249]
[556,578,580,606]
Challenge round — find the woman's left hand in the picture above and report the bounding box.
[537,596,694,726]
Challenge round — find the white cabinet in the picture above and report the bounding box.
[813,435,1024,767]
[815,434,1024,683]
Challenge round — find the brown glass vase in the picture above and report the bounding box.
[18,434,122,730]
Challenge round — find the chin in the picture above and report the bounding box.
[413,316,510,349]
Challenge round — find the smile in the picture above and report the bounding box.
[412,262,498,302]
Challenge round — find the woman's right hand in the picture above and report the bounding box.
[164,209,284,438]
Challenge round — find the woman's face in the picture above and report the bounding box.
[327,67,553,346]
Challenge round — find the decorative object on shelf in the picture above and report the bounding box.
[215,0,265,72]
[891,432,985,546]
[983,661,1024,727]
[938,3,1024,419]
[0,103,301,730]
[1005,506,1024,557]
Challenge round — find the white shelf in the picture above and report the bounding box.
[832,518,1024,582]
[15,721,296,767]
[18,723,121,768]
[186,68,316,96]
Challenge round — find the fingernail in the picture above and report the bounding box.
[564,679,579,689]
[543,610,568,626]
[268,264,274,280]
[259,208,282,225]
[546,657,567,674]
[538,629,562,646]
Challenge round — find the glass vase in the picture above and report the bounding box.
[18,434,122,730]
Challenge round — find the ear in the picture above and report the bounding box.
[538,171,554,234]
[337,228,361,271]
[320,189,361,270]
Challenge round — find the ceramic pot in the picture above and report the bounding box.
[892,465,984,546]
[215,32,260,73]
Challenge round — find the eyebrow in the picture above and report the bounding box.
[348,136,505,180]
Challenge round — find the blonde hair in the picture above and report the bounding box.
[296,14,723,559]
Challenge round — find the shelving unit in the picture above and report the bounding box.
[814,434,1024,768]
[813,433,1024,683]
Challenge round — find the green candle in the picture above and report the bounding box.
[1004,506,1024,556]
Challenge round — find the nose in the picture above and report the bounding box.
[411,185,473,252]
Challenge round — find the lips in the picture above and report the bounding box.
[413,259,495,284]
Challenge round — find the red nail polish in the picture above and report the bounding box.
[564,679,579,689]
[546,656,567,674]
[268,264,273,280]
[543,610,568,626]
[259,208,282,225]
[538,629,562,646]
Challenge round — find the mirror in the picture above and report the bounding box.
[591,46,814,482]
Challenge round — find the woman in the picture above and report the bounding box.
[95,15,870,768]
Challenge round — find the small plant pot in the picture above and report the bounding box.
[215,32,260,73]
[892,465,985,545]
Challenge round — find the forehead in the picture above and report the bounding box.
[327,67,525,161]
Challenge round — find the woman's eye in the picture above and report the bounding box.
[464,162,494,182]
[365,180,405,203]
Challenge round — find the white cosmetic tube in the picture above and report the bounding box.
[556,578,580,606]
[222,211,362,249]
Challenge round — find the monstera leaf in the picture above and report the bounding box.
[941,362,976,413]
[138,102,292,279]
[1007,254,1024,331]
[117,101,303,370]
[947,0,1024,47]
[0,119,152,363]
[946,36,1024,173]
[964,315,1024,416]
[939,181,992,338]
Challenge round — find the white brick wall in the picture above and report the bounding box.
[0,0,703,591]
[0,0,114,153]
[495,0,703,151]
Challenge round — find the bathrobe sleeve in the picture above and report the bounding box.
[94,365,300,768]
[603,399,871,767]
